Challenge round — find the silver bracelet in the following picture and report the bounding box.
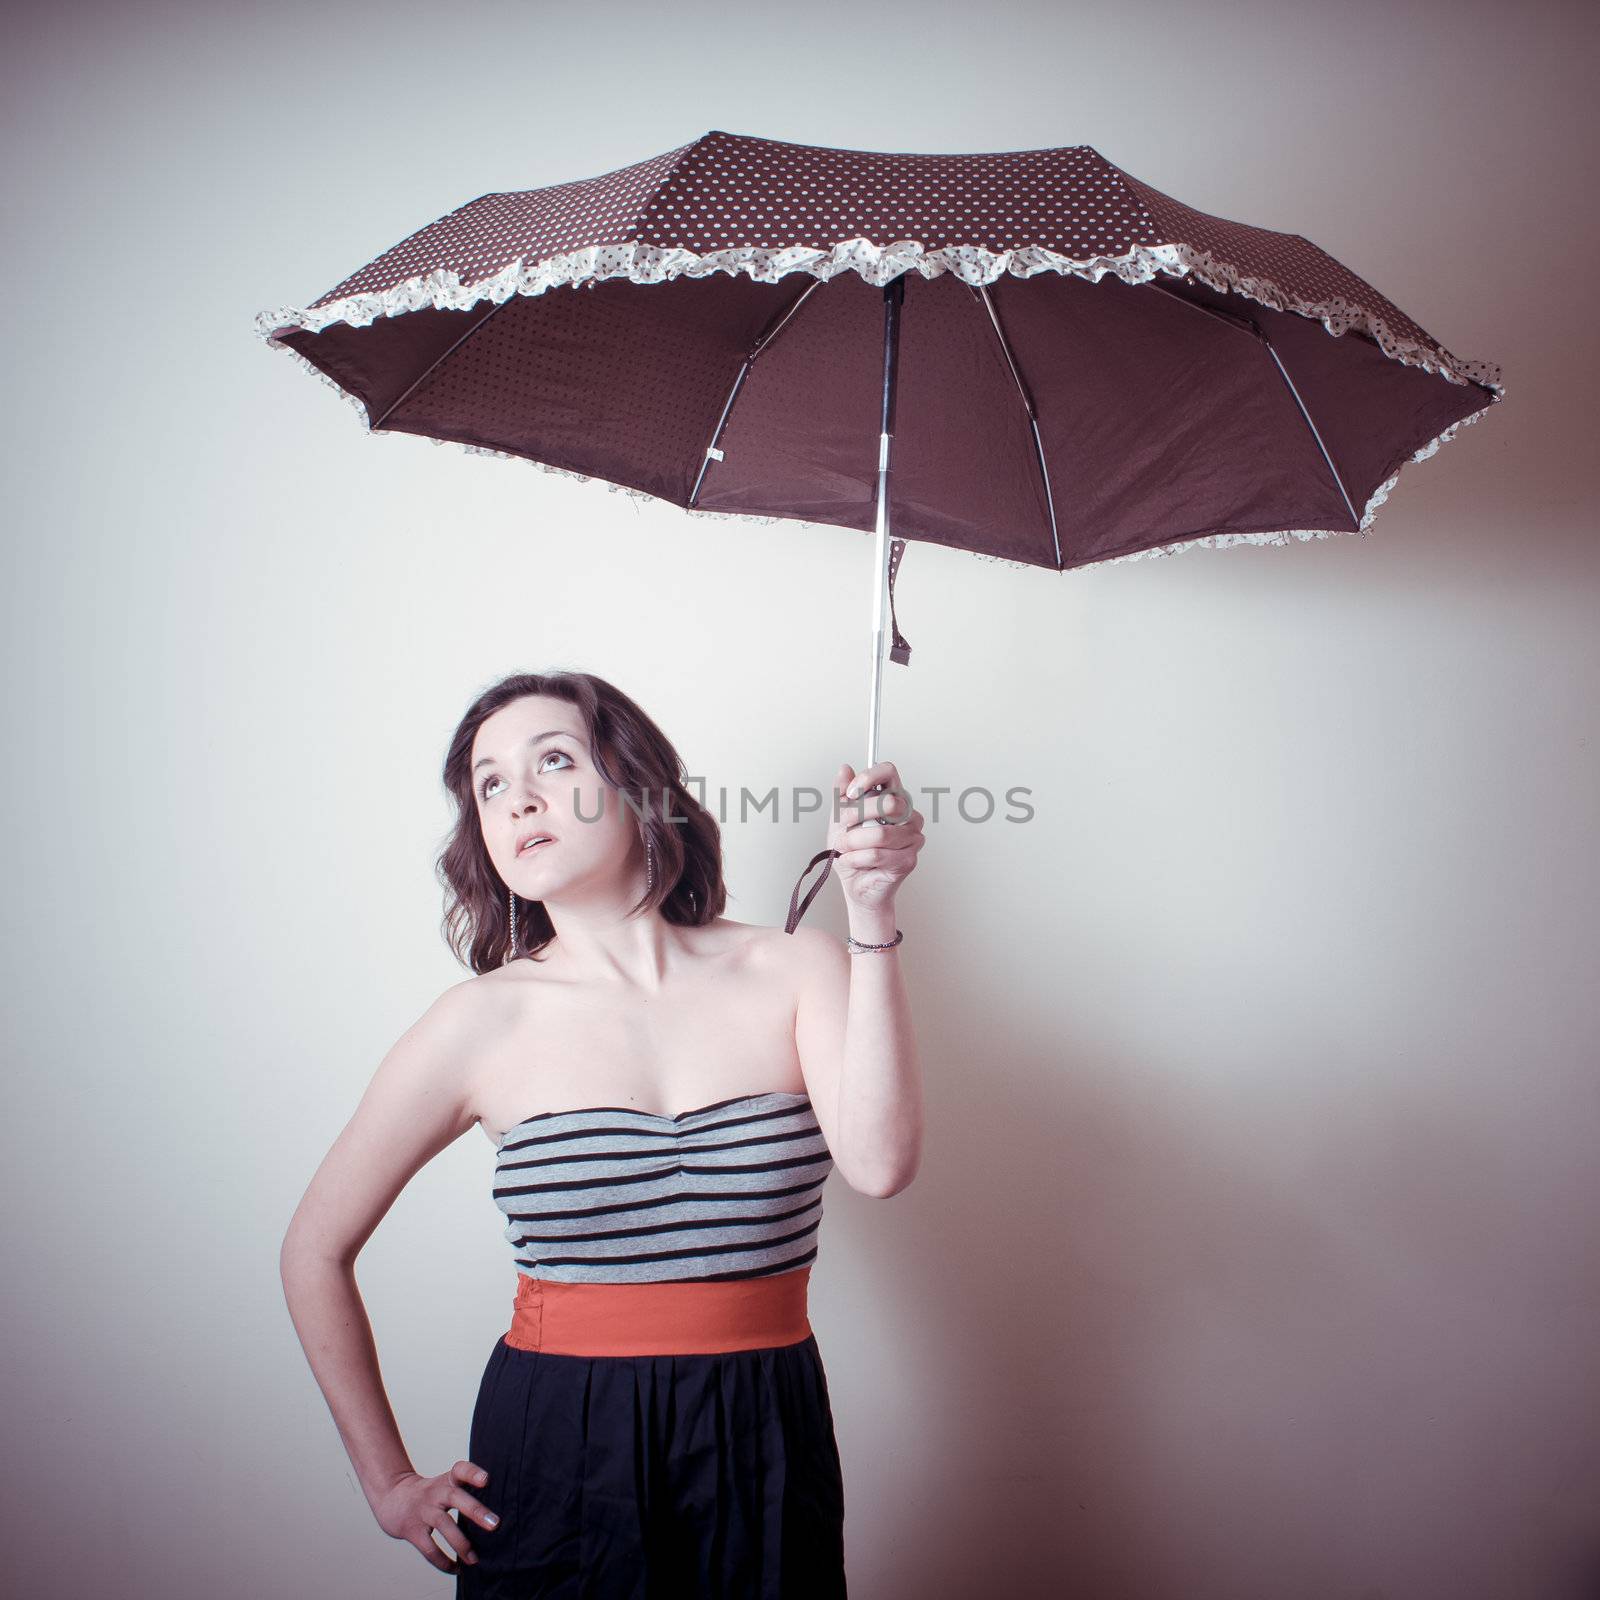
[846,928,904,955]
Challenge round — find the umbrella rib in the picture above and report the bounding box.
[366,296,516,431]
[1144,281,1361,532]
[689,279,824,508]
[969,285,1064,570]
[1259,342,1362,531]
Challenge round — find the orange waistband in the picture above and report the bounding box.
[505,1266,813,1356]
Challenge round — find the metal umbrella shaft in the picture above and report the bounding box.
[690,275,909,780]
[868,277,905,773]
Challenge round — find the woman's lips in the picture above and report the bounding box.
[518,838,555,856]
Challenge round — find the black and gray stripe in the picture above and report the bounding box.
[492,1091,833,1284]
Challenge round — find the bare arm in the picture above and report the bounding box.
[790,761,925,1196]
[279,977,500,1571]
[791,915,923,1196]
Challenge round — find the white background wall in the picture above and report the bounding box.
[4,1,1595,1596]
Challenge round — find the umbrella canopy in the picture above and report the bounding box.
[256,129,1503,574]
[256,129,1505,933]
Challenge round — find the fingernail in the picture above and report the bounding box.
[485,1512,499,1527]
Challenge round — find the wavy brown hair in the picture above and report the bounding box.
[436,670,727,973]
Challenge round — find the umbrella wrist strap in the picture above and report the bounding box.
[784,848,838,934]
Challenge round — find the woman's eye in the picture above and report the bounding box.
[480,749,571,801]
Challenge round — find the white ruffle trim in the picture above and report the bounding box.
[255,233,1504,394]
[266,335,1495,573]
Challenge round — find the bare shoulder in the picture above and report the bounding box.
[740,920,847,1004]
[355,966,535,1144]
[279,973,510,1263]
[453,957,542,1014]
[377,973,499,1105]
[675,915,825,1000]
[684,915,784,965]
[784,921,848,976]
[443,961,546,1071]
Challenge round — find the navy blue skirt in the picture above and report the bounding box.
[454,1331,847,1598]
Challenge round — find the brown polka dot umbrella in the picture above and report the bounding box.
[255,129,1504,928]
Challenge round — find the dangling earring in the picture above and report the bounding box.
[644,837,655,893]
[502,887,518,965]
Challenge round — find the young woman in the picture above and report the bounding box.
[280,669,925,1597]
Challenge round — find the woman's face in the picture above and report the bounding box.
[470,694,640,903]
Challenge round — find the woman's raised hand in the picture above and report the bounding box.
[373,1460,499,1573]
[829,760,925,910]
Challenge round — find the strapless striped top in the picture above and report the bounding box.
[492,1090,833,1284]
